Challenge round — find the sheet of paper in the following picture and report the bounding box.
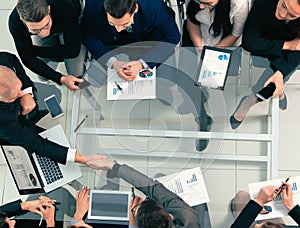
[155,167,209,207]
[107,67,156,100]
[248,176,300,221]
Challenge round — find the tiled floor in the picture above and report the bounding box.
[1,1,300,227]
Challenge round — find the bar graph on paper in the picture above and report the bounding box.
[155,168,209,207]
[249,176,300,220]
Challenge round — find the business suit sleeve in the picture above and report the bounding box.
[288,204,300,226]
[139,3,180,68]
[230,200,262,228]
[0,101,68,164]
[116,164,199,228]
[0,200,24,218]
[81,1,113,63]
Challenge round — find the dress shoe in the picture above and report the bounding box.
[230,96,248,129]
[196,115,213,151]
[279,93,287,110]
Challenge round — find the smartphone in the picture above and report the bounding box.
[256,82,276,101]
[44,95,64,119]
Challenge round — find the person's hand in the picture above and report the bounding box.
[73,186,90,221]
[60,75,83,90]
[129,195,144,226]
[283,38,300,51]
[281,182,295,211]
[122,61,143,79]
[4,217,16,228]
[20,196,54,215]
[113,60,136,81]
[20,94,36,115]
[254,185,277,206]
[81,154,107,167]
[264,70,284,98]
[39,204,55,227]
[86,157,116,170]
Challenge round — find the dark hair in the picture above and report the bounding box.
[261,221,284,228]
[104,0,137,18]
[136,199,172,228]
[16,0,49,22]
[209,0,232,38]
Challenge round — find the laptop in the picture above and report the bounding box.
[1,124,82,195]
[88,190,131,221]
[196,46,233,90]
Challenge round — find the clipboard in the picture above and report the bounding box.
[196,46,233,90]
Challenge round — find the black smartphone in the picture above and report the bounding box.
[44,95,64,119]
[256,82,276,101]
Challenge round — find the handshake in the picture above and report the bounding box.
[81,154,117,171]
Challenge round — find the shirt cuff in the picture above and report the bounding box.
[106,56,118,68]
[67,148,76,162]
[139,59,149,69]
[22,87,33,97]
[129,226,138,228]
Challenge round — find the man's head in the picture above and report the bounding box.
[104,0,138,32]
[0,66,23,103]
[16,0,52,37]
[133,198,172,228]
[255,221,284,228]
[275,0,300,20]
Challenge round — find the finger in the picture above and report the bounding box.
[264,78,272,88]
[74,78,84,83]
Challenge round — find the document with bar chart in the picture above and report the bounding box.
[248,176,300,220]
[155,167,209,207]
[107,67,156,100]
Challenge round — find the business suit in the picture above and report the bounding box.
[111,163,211,228]
[81,0,180,68]
[0,52,68,164]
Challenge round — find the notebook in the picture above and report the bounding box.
[1,124,82,195]
[196,46,233,90]
[88,190,131,221]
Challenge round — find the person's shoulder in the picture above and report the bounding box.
[137,0,165,11]
[8,7,20,23]
[0,52,17,66]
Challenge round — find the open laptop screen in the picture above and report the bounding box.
[1,146,43,194]
[88,190,131,221]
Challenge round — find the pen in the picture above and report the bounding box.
[276,176,290,196]
[39,215,43,227]
[114,81,124,94]
[74,115,88,132]
[131,187,135,199]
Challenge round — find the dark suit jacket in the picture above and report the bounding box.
[0,199,24,218]
[0,52,68,164]
[230,200,300,228]
[242,0,300,78]
[81,0,180,68]
[112,164,211,228]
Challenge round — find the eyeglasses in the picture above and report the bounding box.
[24,14,52,35]
[192,0,217,9]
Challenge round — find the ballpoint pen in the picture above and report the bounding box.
[131,187,135,199]
[74,114,89,132]
[276,176,290,196]
[114,81,124,94]
[39,215,43,227]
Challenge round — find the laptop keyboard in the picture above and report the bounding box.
[36,154,64,184]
